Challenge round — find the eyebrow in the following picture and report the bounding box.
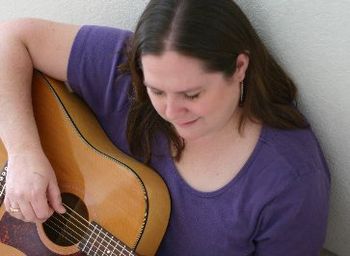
[143,82,203,94]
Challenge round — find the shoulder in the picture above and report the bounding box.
[69,25,133,71]
[67,25,134,100]
[242,126,331,203]
[73,25,133,46]
[243,127,330,237]
[259,126,329,178]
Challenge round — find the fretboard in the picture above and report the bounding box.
[79,221,137,256]
[0,162,7,204]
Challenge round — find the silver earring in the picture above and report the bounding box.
[239,81,246,107]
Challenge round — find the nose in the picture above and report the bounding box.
[164,96,186,120]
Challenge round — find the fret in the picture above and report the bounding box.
[79,221,137,256]
[112,241,119,255]
[96,226,111,256]
[110,240,117,255]
[99,227,109,255]
[102,232,113,255]
[0,184,5,201]
[0,162,8,203]
[89,225,102,255]
[110,236,122,255]
[81,223,97,253]
[120,245,126,256]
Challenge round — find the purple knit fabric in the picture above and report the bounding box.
[67,25,330,256]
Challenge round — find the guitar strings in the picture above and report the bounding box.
[60,203,134,254]
[47,207,130,256]
[0,184,5,198]
[45,218,80,244]
[47,214,131,256]
[46,213,129,256]
[44,219,127,256]
[0,184,135,256]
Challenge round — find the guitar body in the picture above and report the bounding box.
[0,72,170,256]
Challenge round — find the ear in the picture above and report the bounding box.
[233,53,249,82]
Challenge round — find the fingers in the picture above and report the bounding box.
[4,197,24,220]
[31,193,54,222]
[5,176,56,222]
[47,180,66,214]
[11,180,66,222]
[5,152,64,223]
[17,199,39,222]
[5,191,53,222]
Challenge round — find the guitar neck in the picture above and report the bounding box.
[79,222,137,256]
[0,162,7,205]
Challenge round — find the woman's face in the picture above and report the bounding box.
[141,51,248,142]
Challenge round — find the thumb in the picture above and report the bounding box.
[47,180,66,214]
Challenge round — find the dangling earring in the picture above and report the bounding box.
[239,81,246,107]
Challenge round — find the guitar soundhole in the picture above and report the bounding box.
[42,192,89,247]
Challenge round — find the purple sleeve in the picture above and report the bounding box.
[67,25,133,116]
[254,170,330,256]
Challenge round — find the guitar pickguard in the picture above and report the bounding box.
[0,212,84,256]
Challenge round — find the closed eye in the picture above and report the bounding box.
[146,84,201,100]
[148,88,164,96]
[184,93,200,100]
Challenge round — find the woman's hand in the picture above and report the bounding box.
[4,149,65,223]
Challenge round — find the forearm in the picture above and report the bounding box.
[0,24,42,155]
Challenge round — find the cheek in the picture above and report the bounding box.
[148,93,165,115]
[194,103,211,116]
[207,89,238,118]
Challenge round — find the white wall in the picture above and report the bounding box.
[0,0,147,29]
[235,1,350,255]
[1,1,349,255]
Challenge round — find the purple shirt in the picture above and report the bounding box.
[67,25,331,256]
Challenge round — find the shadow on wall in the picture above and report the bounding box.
[321,249,337,256]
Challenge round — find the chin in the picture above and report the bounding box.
[176,129,206,142]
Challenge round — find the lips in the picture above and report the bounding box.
[175,118,198,127]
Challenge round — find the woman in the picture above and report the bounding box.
[0,0,330,255]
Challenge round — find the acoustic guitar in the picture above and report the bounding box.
[0,71,170,256]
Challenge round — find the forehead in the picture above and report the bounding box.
[141,51,219,91]
[141,51,208,77]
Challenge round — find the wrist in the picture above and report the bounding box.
[7,141,44,158]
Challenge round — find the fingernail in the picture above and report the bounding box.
[60,206,66,213]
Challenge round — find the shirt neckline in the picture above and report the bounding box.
[168,125,268,198]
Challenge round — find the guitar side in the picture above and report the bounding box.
[0,71,170,256]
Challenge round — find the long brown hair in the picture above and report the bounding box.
[120,0,308,163]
